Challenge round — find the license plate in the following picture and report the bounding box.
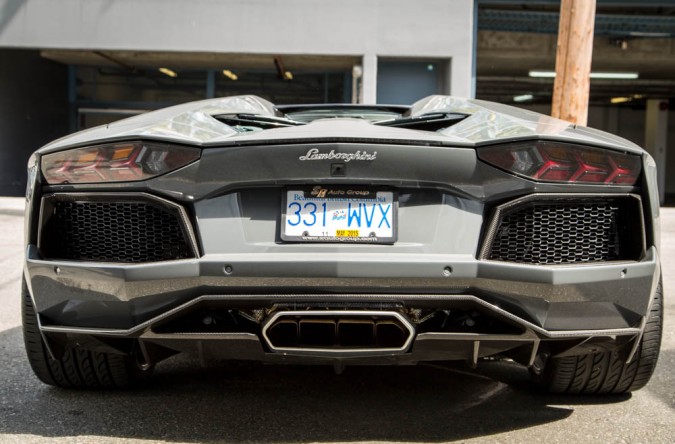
[281,188,396,243]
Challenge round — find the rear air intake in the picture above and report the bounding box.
[39,193,197,263]
[262,311,415,353]
[481,194,644,265]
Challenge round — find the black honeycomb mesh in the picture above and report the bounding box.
[41,200,193,263]
[488,202,622,265]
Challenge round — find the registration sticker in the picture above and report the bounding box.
[336,230,359,237]
[281,188,397,243]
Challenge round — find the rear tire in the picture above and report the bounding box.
[532,279,663,394]
[22,278,151,389]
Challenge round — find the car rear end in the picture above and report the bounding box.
[22,96,662,392]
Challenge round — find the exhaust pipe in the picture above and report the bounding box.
[262,310,415,356]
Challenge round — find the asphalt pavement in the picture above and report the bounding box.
[0,196,673,443]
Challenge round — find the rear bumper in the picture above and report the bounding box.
[25,241,660,367]
[30,294,647,368]
[26,244,659,332]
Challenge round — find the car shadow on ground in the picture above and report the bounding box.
[0,325,635,443]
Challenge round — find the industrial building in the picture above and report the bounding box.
[0,0,673,199]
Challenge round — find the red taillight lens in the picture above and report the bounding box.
[41,142,200,184]
[478,142,641,185]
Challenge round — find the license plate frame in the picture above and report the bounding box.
[280,186,397,244]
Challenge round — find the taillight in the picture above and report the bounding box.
[478,142,641,185]
[41,142,200,184]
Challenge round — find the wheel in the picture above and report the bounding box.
[22,278,152,389]
[532,279,663,394]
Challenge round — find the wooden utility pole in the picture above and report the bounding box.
[551,0,596,125]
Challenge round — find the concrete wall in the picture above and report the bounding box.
[0,49,68,196]
[0,0,474,97]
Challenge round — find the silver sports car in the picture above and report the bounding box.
[23,95,662,394]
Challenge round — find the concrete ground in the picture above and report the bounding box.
[0,196,673,443]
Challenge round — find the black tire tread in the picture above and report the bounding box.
[21,279,146,389]
[535,279,663,395]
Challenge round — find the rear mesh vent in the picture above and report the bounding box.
[41,196,194,263]
[485,197,643,265]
